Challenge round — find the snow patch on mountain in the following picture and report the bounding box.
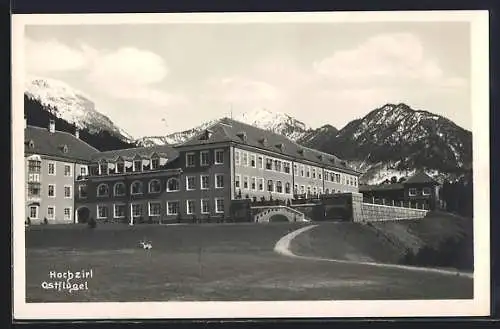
[25,75,135,142]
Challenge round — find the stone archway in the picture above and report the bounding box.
[75,207,90,224]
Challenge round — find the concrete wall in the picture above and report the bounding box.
[351,192,428,222]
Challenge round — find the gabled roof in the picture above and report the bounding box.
[25,125,99,162]
[90,144,179,164]
[359,183,404,192]
[403,171,438,185]
[178,117,361,175]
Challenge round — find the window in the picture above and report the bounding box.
[251,177,256,190]
[151,157,160,170]
[116,161,125,173]
[215,149,224,164]
[319,171,322,180]
[77,184,87,199]
[243,176,249,189]
[258,156,263,169]
[258,178,264,191]
[300,165,305,177]
[113,182,125,196]
[325,188,330,194]
[64,208,71,221]
[312,168,316,178]
[242,152,248,166]
[267,180,274,192]
[149,179,161,193]
[215,198,224,213]
[133,160,142,172]
[250,154,256,167]
[266,158,273,170]
[186,152,196,167]
[48,184,55,197]
[48,162,56,175]
[28,160,41,173]
[422,187,431,195]
[47,206,55,219]
[307,186,311,195]
[167,178,180,192]
[306,166,310,178]
[274,160,282,172]
[342,175,346,185]
[313,187,318,195]
[215,174,224,188]
[235,175,241,189]
[201,199,209,214]
[97,205,108,219]
[64,164,72,177]
[200,151,209,166]
[186,200,195,214]
[409,188,417,196]
[114,204,126,218]
[294,184,298,194]
[186,176,196,190]
[131,181,143,195]
[284,162,290,174]
[29,206,38,219]
[149,202,161,216]
[167,201,179,215]
[235,150,241,165]
[80,166,87,177]
[201,175,209,189]
[293,164,298,176]
[285,182,291,194]
[64,185,71,198]
[354,178,358,187]
[336,174,340,183]
[28,183,41,197]
[132,204,142,218]
[276,181,283,193]
[300,185,305,194]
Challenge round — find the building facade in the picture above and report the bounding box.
[25,119,97,224]
[73,117,361,224]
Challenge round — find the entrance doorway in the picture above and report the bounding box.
[76,207,90,224]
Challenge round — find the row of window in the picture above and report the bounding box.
[27,183,72,198]
[28,159,78,177]
[89,175,226,198]
[28,205,72,220]
[234,150,358,187]
[97,198,225,219]
[409,187,432,196]
[185,149,225,167]
[234,175,354,195]
[91,157,163,176]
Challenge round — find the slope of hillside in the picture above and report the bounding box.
[289,212,473,271]
[298,103,472,184]
[25,96,137,151]
[25,76,134,142]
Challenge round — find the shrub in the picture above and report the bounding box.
[88,217,97,229]
[43,217,48,225]
[26,217,31,226]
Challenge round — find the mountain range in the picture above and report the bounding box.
[23,76,473,184]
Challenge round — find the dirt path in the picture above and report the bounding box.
[273,224,473,279]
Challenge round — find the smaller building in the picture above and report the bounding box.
[359,171,441,210]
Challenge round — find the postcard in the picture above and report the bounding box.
[12,10,490,320]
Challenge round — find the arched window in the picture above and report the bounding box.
[130,181,143,195]
[285,182,291,194]
[97,183,109,197]
[149,179,161,193]
[325,188,330,194]
[167,178,180,192]
[114,182,126,196]
[276,181,283,193]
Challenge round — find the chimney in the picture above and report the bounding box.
[75,127,80,139]
[49,119,55,133]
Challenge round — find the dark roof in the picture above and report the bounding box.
[178,117,361,175]
[359,183,404,192]
[90,144,180,164]
[25,126,99,162]
[403,171,438,185]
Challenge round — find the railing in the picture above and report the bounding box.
[363,197,430,210]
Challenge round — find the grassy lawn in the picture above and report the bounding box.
[26,222,472,302]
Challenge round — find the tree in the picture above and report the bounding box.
[43,217,48,225]
[390,176,398,184]
[398,177,407,183]
[88,217,97,229]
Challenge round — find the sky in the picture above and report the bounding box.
[24,21,471,138]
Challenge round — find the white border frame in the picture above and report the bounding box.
[12,10,490,320]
